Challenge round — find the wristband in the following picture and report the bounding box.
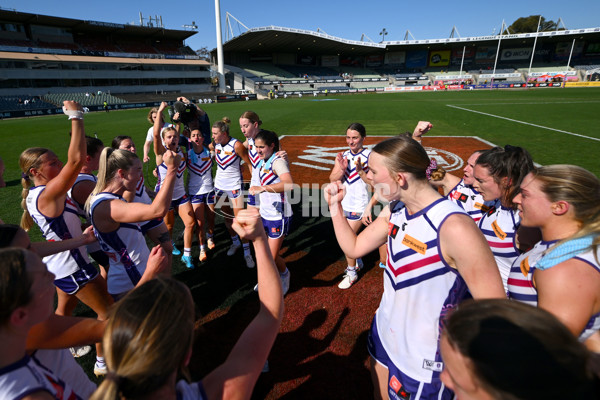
[62,106,84,120]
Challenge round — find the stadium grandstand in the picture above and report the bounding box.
[1,8,600,117]
[216,23,600,97]
[0,8,212,117]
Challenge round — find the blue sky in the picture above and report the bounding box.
[2,1,599,51]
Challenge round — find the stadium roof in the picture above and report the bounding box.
[218,25,600,55]
[0,9,195,41]
[221,26,385,56]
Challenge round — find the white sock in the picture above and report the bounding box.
[200,244,206,251]
[96,356,105,366]
[184,248,191,257]
[346,266,357,276]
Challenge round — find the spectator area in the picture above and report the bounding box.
[42,92,128,107]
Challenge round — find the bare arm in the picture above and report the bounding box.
[411,120,433,145]
[361,190,380,226]
[535,258,600,337]
[325,181,388,258]
[94,151,179,228]
[440,213,506,299]
[410,121,462,196]
[355,158,371,186]
[248,159,294,195]
[430,173,462,196]
[235,141,252,174]
[38,101,86,218]
[274,150,288,163]
[31,226,96,257]
[153,102,168,159]
[143,140,152,163]
[122,189,135,203]
[203,209,283,400]
[135,245,168,287]
[26,314,105,350]
[249,172,293,195]
[329,152,346,182]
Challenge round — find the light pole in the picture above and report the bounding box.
[215,0,226,93]
[379,28,388,43]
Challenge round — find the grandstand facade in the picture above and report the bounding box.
[215,25,600,96]
[0,9,212,99]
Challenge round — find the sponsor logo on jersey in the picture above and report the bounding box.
[474,202,490,213]
[422,359,444,372]
[389,375,411,400]
[388,223,400,239]
[520,256,530,277]
[491,220,507,240]
[402,234,427,255]
[451,191,468,203]
[457,193,469,203]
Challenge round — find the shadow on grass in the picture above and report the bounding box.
[252,309,373,400]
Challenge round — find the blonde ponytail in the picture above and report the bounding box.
[85,148,139,214]
[18,147,49,231]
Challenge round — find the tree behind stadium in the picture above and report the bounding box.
[504,15,564,34]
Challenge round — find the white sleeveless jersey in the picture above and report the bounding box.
[0,355,82,400]
[478,201,521,292]
[67,173,104,253]
[447,178,494,223]
[155,149,187,201]
[26,186,92,279]
[508,241,600,341]
[247,137,261,187]
[135,175,152,205]
[340,148,371,213]
[257,155,292,221]
[33,349,96,399]
[90,192,150,295]
[377,198,468,384]
[214,137,242,191]
[188,146,214,195]
[67,173,96,219]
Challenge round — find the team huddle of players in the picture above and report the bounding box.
[1,101,598,399]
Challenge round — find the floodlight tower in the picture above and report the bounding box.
[379,28,388,43]
[214,0,226,92]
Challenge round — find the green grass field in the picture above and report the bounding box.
[2,88,599,228]
[2,87,599,393]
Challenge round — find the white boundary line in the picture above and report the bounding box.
[450,100,600,106]
[447,104,600,142]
